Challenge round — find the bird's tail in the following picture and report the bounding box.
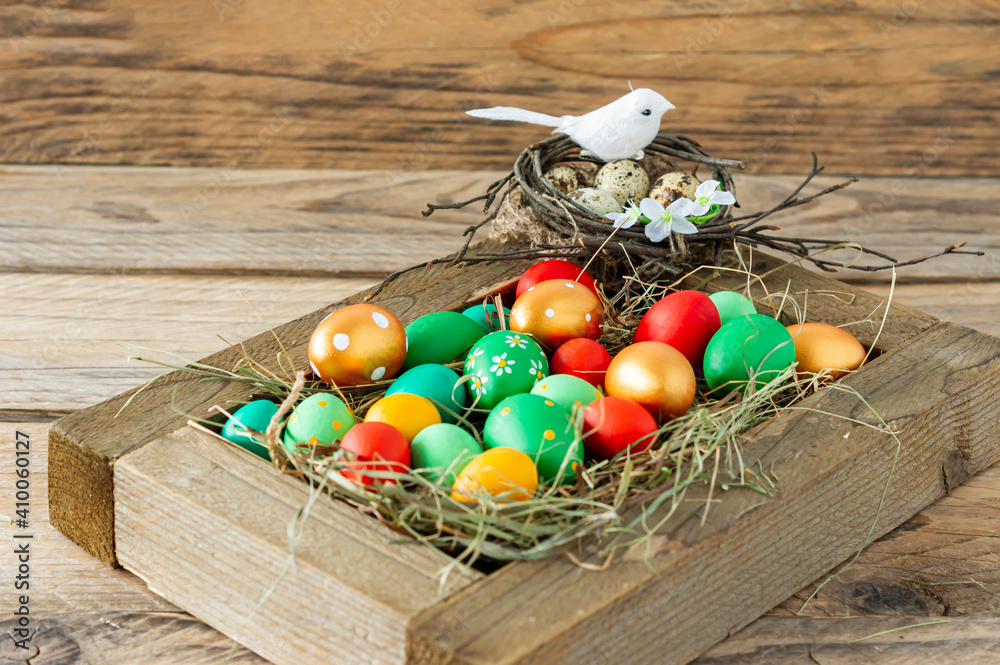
[466,106,562,127]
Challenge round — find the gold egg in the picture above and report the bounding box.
[605,341,696,420]
[509,280,603,349]
[786,322,867,378]
[309,304,406,387]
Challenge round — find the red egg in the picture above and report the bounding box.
[339,422,411,485]
[633,290,721,366]
[516,260,598,299]
[582,396,659,460]
[551,338,612,387]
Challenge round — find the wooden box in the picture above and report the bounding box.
[48,243,1000,665]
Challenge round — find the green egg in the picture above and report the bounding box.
[404,311,485,369]
[221,399,278,460]
[464,331,549,410]
[462,303,511,334]
[410,423,483,485]
[530,374,603,413]
[703,314,796,392]
[709,291,757,327]
[483,393,582,485]
[385,363,468,423]
[283,393,356,454]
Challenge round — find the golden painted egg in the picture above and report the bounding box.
[786,322,867,378]
[308,304,406,387]
[509,279,603,349]
[605,341,696,420]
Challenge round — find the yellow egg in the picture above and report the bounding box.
[309,304,406,387]
[364,393,441,443]
[605,341,696,420]
[786,322,867,378]
[509,279,603,349]
[451,447,538,503]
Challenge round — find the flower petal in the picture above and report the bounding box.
[710,190,736,206]
[666,197,696,215]
[645,220,670,243]
[695,180,720,199]
[672,218,699,235]
[639,197,664,220]
[685,201,711,217]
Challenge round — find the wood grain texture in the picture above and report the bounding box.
[0,1,997,174]
[115,426,480,665]
[408,323,1000,665]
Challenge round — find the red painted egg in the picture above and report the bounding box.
[633,290,721,366]
[551,338,612,387]
[516,260,598,299]
[339,422,411,486]
[582,396,659,460]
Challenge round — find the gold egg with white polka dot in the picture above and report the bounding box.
[509,280,603,349]
[308,303,406,387]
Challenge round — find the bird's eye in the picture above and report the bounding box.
[641,109,652,116]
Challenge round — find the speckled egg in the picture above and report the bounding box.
[544,164,589,194]
[509,279,604,349]
[593,160,650,207]
[221,399,278,460]
[403,311,484,369]
[283,393,356,454]
[483,393,583,485]
[649,171,701,207]
[464,331,549,410]
[568,187,623,217]
[309,304,406,387]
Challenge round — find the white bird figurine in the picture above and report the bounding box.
[466,88,675,162]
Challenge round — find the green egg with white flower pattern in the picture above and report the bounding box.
[464,331,548,410]
[404,311,485,369]
[283,393,356,454]
[484,393,582,485]
[530,374,603,413]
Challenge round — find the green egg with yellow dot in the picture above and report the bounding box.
[530,374,603,413]
[483,393,582,485]
[283,392,356,454]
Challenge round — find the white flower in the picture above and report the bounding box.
[505,334,528,349]
[604,201,643,229]
[529,358,546,382]
[687,180,736,217]
[490,353,515,376]
[639,198,698,243]
[471,371,490,395]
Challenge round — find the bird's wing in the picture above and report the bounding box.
[466,107,562,127]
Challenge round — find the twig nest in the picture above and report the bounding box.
[543,164,590,194]
[649,171,701,207]
[594,160,650,206]
[491,186,567,247]
[568,187,623,217]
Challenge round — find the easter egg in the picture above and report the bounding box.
[703,314,796,392]
[510,280,604,349]
[465,331,549,410]
[544,164,589,194]
[786,322,867,378]
[483,393,582,484]
[550,338,612,387]
[339,422,410,486]
[568,187,623,217]
[582,396,659,460]
[411,423,483,485]
[386,364,468,423]
[462,303,511,334]
[309,304,406,387]
[594,160,651,207]
[283,393,356,453]
[403,311,484,369]
[605,341,696,420]
[709,291,757,327]
[516,260,598,299]
[221,399,278,460]
[451,447,538,503]
[364,393,441,443]
[633,290,721,366]
[649,171,700,207]
[531,373,603,413]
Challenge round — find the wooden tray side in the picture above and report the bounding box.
[407,323,1000,665]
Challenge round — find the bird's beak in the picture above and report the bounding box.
[664,100,676,111]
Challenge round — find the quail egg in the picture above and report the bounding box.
[568,187,623,217]
[543,165,589,194]
[649,171,701,207]
[593,160,650,207]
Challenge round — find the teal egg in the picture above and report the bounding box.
[404,312,485,369]
[483,393,582,485]
[703,314,796,392]
[709,291,757,327]
[462,303,511,334]
[464,330,549,410]
[283,393,356,454]
[410,423,483,485]
[530,374,603,413]
[385,364,468,423]
[221,399,278,460]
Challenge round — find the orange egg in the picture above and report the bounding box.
[786,322,867,378]
[451,447,538,503]
[605,341,696,420]
[309,304,406,387]
[364,393,441,443]
[509,280,603,349]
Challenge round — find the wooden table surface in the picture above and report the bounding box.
[2,0,999,662]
